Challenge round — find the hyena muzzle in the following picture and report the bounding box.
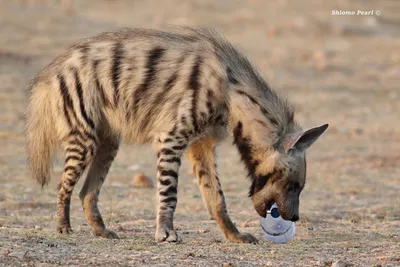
[26,27,328,243]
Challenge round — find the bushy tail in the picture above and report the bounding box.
[26,82,57,187]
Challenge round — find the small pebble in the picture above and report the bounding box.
[350,218,359,224]
[8,251,26,259]
[34,225,42,230]
[312,50,328,71]
[197,227,209,233]
[267,25,278,36]
[132,173,154,188]
[128,164,144,171]
[110,223,124,231]
[351,128,364,136]
[312,50,327,61]
[375,213,386,220]
[332,260,347,267]
[240,220,250,228]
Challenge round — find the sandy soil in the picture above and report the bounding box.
[0,0,399,266]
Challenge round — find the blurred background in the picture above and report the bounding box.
[0,0,399,266]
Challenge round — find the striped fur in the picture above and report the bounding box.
[26,27,328,243]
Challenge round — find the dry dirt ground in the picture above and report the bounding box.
[0,0,399,266]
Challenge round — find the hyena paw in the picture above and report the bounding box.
[94,228,120,239]
[57,225,72,234]
[155,227,181,243]
[227,232,258,244]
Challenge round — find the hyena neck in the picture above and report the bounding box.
[228,86,296,185]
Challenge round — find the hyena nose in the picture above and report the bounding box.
[291,214,299,222]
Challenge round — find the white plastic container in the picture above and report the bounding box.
[260,203,296,243]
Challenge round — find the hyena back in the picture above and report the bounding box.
[26,28,328,243]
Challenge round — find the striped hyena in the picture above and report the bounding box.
[26,28,328,243]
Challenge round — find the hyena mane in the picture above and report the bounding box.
[26,27,327,243]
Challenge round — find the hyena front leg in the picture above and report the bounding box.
[155,134,187,242]
[58,131,97,234]
[187,137,258,244]
[79,134,120,239]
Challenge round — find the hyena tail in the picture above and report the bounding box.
[26,82,57,187]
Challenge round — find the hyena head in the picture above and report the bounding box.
[249,124,329,221]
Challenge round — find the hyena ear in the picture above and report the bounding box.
[284,124,329,153]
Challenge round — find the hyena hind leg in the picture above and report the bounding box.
[78,134,120,239]
[187,137,258,244]
[57,131,97,234]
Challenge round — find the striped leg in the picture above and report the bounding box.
[57,131,97,234]
[187,138,258,243]
[79,134,120,239]
[155,135,186,242]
